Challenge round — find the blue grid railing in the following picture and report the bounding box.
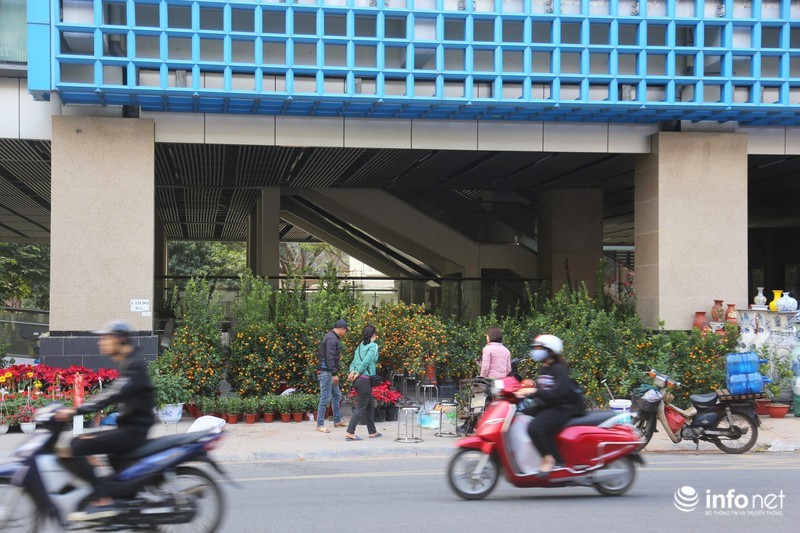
[27,0,800,124]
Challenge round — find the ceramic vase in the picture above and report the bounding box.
[769,289,782,311]
[711,299,725,322]
[692,311,709,331]
[725,304,738,324]
[754,287,767,307]
[776,292,798,313]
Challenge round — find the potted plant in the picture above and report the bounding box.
[0,412,12,435]
[260,396,276,423]
[277,396,292,423]
[372,382,403,421]
[289,395,304,423]
[306,394,320,422]
[199,396,217,418]
[17,404,37,433]
[224,397,242,424]
[150,368,188,424]
[243,397,259,424]
[763,354,794,418]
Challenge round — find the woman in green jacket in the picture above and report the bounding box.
[345,325,381,440]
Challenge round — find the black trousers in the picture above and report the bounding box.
[527,406,572,461]
[69,429,148,499]
[346,377,376,435]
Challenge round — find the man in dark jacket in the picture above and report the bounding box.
[315,319,348,432]
[56,321,155,521]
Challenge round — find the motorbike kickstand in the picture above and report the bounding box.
[694,439,700,455]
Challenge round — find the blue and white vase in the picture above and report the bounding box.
[777,292,798,313]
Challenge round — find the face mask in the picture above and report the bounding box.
[530,348,549,362]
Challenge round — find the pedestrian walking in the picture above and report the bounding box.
[315,319,348,433]
[345,325,381,441]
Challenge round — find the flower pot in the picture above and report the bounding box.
[292,412,303,423]
[186,403,198,418]
[280,413,291,423]
[20,422,36,434]
[244,413,257,424]
[157,403,185,424]
[385,406,399,422]
[374,407,387,422]
[226,414,240,425]
[766,403,790,419]
[263,413,275,423]
[754,398,771,416]
[0,424,8,435]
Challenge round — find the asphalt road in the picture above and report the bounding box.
[215,453,800,533]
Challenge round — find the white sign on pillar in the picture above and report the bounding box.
[130,299,150,312]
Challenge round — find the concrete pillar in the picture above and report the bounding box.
[43,116,158,367]
[634,132,748,330]
[253,187,280,278]
[537,188,604,295]
[247,213,259,274]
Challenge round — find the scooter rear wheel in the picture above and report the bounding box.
[447,449,499,500]
[711,410,758,454]
[593,456,636,497]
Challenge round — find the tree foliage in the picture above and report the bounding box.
[0,243,50,309]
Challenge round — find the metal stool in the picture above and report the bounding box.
[395,406,423,443]
[417,383,438,406]
[401,375,418,402]
[434,401,459,438]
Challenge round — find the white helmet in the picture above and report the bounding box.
[532,334,563,355]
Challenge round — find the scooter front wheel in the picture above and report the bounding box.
[593,456,636,497]
[447,449,499,500]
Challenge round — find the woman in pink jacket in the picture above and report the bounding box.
[480,326,511,379]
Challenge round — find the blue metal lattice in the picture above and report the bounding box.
[26,0,800,124]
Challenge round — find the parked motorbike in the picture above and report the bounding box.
[447,376,644,500]
[630,369,760,454]
[0,402,228,531]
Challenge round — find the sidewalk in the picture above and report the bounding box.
[0,413,798,463]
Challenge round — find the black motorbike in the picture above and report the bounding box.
[630,369,760,454]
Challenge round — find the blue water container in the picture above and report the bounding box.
[726,372,764,395]
[725,352,763,374]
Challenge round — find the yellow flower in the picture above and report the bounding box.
[0,376,5,383]
[27,372,34,378]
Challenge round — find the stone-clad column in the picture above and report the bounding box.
[43,116,157,367]
[537,188,604,295]
[634,132,748,329]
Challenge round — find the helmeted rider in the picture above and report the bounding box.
[521,334,585,476]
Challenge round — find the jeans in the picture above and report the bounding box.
[346,377,376,435]
[316,371,342,426]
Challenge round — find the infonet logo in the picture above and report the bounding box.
[674,486,786,516]
[674,486,700,512]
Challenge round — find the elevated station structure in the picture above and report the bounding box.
[1,0,799,363]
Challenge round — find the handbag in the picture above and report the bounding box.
[354,345,380,386]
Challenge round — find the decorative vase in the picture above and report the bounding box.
[711,300,725,322]
[244,413,257,424]
[776,292,798,313]
[769,289,782,311]
[0,424,8,435]
[280,413,291,423]
[725,304,738,324]
[292,412,303,423]
[753,287,767,307]
[263,413,275,423]
[692,311,709,331]
[20,422,36,434]
[766,403,789,419]
[157,403,184,424]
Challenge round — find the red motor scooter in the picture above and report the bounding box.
[447,376,645,500]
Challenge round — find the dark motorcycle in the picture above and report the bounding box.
[630,369,760,454]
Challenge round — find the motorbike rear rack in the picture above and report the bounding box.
[716,389,766,402]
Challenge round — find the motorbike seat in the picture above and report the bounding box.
[689,392,719,408]
[562,410,617,428]
[118,431,210,461]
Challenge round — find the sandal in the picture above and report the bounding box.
[315,427,330,433]
[333,422,347,428]
[369,432,383,438]
[345,435,362,441]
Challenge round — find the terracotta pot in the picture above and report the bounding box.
[280,413,292,423]
[226,414,239,425]
[725,304,738,324]
[263,413,275,423]
[186,403,198,418]
[754,399,771,416]
[292,412,303,423]
[244,413,257,424]
[692,311,709,331]
[766,403,790,419]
